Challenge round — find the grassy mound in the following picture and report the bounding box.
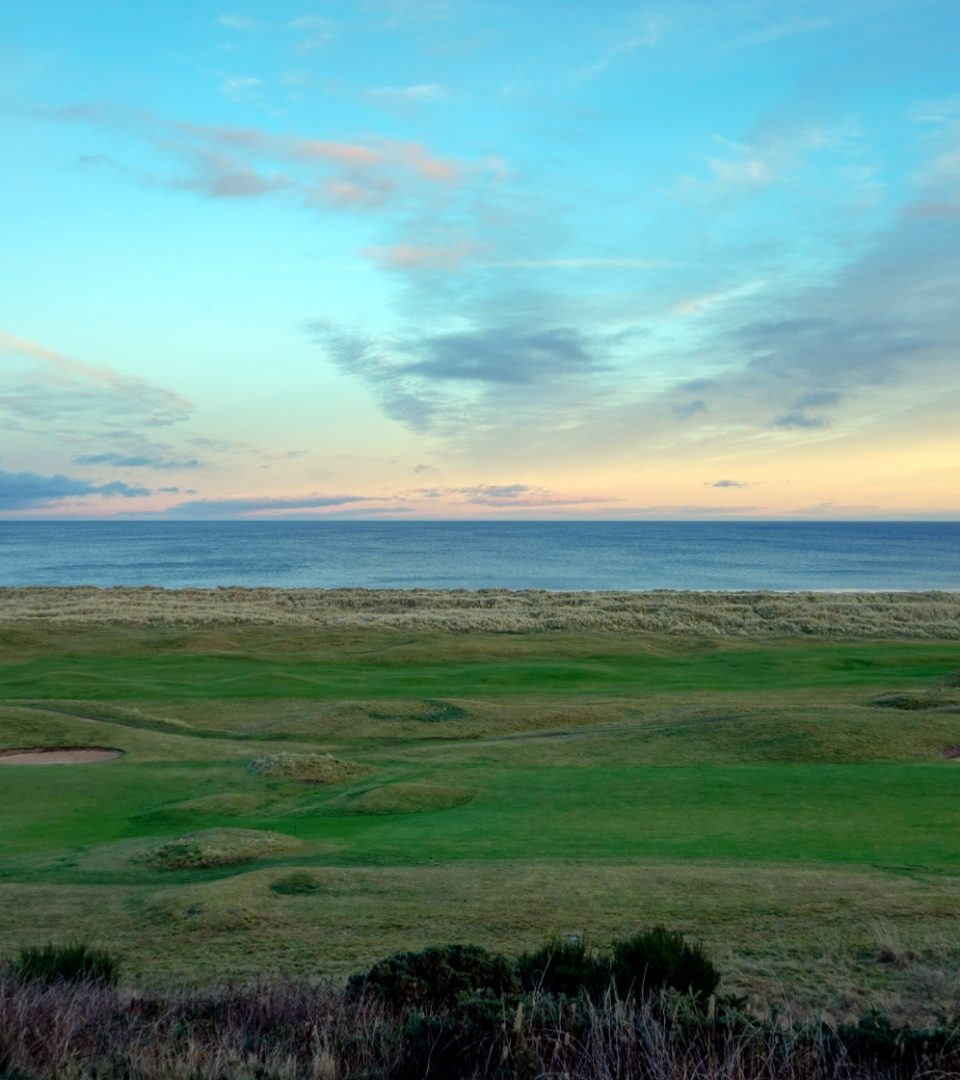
[249,752,372,784]
[327,782,476,816]
[135,828,302,871]
[270,870,324,895]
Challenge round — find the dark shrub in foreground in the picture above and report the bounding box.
[12,943,120,988]
[611,927,719,1002]
[516,936,611,999]
[347,943,519,1010]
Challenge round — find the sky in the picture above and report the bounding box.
[1,0,958,520]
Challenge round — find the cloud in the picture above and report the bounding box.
[217,14,260,31]
[72,452,201,470]
[310,319,614,436]
[773,411,829,429]
[0,331,192,437]
[288,16,333,51]
[707,479,750,488]
[0,468,150,510]
[161,492,369,518]
[219,76,263,101]
[400,327,599,384]
[413,483,613,508]
[577,18,662,80]
[492,258,660,270]
[45,104,466,211]
[363,240,480,270]
[364,84,448,106]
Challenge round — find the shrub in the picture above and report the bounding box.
[13,943,120,988]
[516,937,611,999]
[610,927,719,1003]
[346,944,519,1010]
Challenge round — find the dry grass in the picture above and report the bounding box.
[134,828,303,871]
[248,753,373,784]
[0,975,957,1080]
[3,586,960,637]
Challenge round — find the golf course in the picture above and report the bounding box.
[1,588,958,1024]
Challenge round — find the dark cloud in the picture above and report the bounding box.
[399,327,598,384]
[0,468,150,510]
[773,411,828,429]
[673,399,707,418]
[73,452,201,469]
[309,320,612,436]
[708,479,750,488]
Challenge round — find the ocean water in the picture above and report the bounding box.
[0,520,957,591]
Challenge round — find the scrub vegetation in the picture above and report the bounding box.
[0,588,959,1071]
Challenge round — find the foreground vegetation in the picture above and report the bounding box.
[3,936,958,1079]
[0,590,958,1035]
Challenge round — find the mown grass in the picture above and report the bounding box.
[1,638,957,699]
[0,615,958,1022]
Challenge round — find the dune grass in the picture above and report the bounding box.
[0,599,958,1021]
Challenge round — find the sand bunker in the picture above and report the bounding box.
[0,746,123,765]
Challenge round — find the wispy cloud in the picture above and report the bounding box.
[364,83,448,106]
[72,452,201,470]
[707,479,751,489]
[577,18,662,80]
[217,13,260,32]
[0,332,191,436]
[161,492,370,518]
[413,483,612,508]
[46,104,466,210]
[219,76,263,101]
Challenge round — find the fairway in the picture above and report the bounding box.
[1,600,959,1023]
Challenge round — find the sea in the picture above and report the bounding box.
[0,520,957,591]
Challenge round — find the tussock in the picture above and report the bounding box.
[135,828,301,871]
[248,752,372,784]
[3,586,960,637]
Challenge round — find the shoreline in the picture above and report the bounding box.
[2,586,959,636]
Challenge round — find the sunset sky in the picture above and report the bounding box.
[2,0,958,519]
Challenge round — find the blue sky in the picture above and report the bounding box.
[2,0,958,518]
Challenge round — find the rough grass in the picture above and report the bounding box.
[248,752,372,784]
[134,828,302,871]
[3,585,960,636]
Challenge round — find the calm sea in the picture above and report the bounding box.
[0,521,957,591]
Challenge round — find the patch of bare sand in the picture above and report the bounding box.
[0,746,124,765]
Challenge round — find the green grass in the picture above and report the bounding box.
[0,624,958,1020]
[1,639,958,700]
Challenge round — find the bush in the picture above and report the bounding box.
[611,927,719,1003]
[13,943,120,988]
[347,944,519,1010]
[516,937,611,999]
